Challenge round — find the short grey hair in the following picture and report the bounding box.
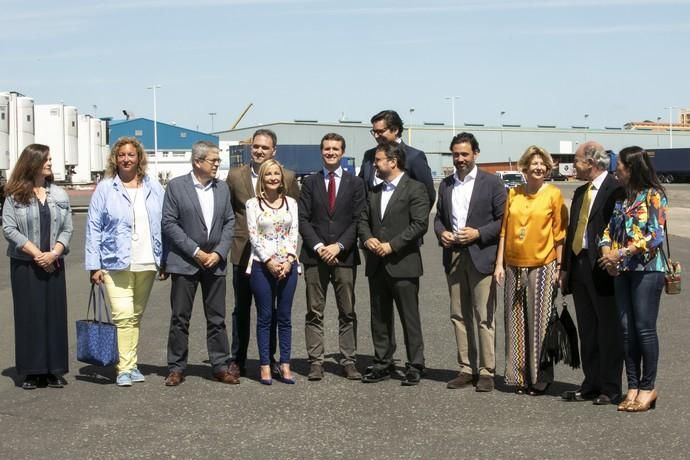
[583,144,611,171]
[191,140,219,163]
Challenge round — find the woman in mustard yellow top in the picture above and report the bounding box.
[494,146,568,395]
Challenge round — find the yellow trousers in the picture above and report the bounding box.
[103,270,156,374]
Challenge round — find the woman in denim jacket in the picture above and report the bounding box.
[85,137,165,387]
[2,144,73,390]
[598,146,667,412]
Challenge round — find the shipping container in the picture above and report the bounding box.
[647,148,690,183]
[226,144,353,178]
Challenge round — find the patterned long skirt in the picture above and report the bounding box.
[503,261,558,387]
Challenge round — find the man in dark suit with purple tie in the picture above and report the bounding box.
[299,133,366,381]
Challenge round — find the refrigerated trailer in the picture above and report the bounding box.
[0,93,9,172]
[34,104,78,182]
[0,91,35,176]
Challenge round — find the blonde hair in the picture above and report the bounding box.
[518,145,554,172]
[255,159,287,199]
[106,136,148,179]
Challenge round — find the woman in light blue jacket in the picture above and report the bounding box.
[3,144,73,390]
[85,137,165,387]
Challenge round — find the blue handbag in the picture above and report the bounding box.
[76,284,119,367]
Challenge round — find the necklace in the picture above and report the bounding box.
[126,183,140,241]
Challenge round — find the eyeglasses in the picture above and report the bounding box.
[202,158,221,165]
[370,128,389,136]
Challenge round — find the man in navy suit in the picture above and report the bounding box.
[560,141,624,405]
[359,110,435,206]
[161,141,237,386]
[434,133,506,392]
[299,133,366,381]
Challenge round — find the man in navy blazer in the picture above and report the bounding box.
[161,141,237,386]
[560,142,624,405]
[434,133,506,392]
[359,141,430,386]
[299,133,366,381]
[359,110,435,206]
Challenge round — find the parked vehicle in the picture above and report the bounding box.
[546,171,569,181]
[495,170,525,188]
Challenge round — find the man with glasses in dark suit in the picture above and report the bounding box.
[359,110,435,206]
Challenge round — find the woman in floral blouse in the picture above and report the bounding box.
[598,146,667,413]
[246,159,299,385]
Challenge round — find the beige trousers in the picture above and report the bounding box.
[446,250,497,377]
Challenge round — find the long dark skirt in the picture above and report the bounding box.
[10,258,69,376]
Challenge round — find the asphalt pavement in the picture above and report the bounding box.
[0,183,688,459]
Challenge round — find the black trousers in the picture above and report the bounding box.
[571,252,623,398]
[167,271,231,373]
[368,269,425,370]
[230,264,277,367]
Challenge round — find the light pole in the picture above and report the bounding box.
[147,85,161,177]
[408,107,415,144]
[445,96,460,137]
[584,113,589,141]
[500,110,506,156]
[208,112,217,132]
[664,106,675,148]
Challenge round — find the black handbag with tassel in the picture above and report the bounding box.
[539,297,579,369]
[558,299,580,369]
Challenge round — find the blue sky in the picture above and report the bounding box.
[1,0,688,132]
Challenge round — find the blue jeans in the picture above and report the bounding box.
[250,262,298,365]
[614,271,664,390]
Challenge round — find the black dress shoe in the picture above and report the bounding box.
[22,375,39,390]
[561,389,597,401]
[528,383,551,396]
[361,367,391,383]
[593,394,619,405]
[46,374,67,388]
[401,367,421,386]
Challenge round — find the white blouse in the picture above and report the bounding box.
[246,196,299,264]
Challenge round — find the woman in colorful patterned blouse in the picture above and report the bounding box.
[246,159,299,385]
[598,146,667,413]
[494,146,568,396]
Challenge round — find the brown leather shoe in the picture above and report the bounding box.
[475,375,495,392]
[212,369,240,385]
[164,370,185,386]
[228,362,241,380]
[342,363,362,380]
[447,372,474,389]
[308,363,324,381]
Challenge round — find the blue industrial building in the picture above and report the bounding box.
[109,118,218,152]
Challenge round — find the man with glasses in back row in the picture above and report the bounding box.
[359,110,435,206]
